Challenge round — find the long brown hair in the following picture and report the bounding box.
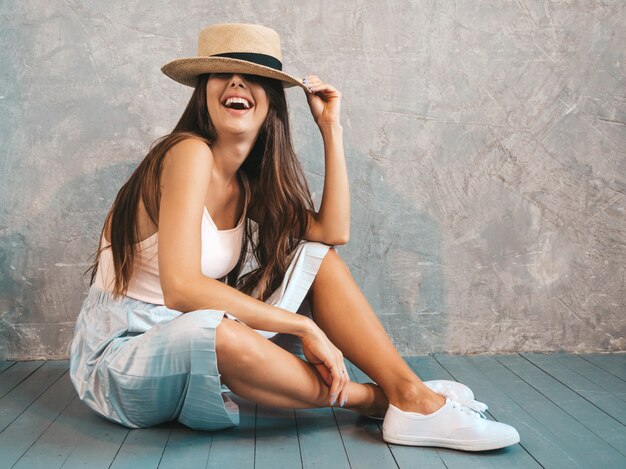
[83,73,315,302]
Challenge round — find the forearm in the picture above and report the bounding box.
[167,274,314,337]
[317,123,350,239]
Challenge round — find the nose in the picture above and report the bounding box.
[228,73,247,88]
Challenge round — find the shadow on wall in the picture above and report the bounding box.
[0,161,138,360]
[338,148,446,356]
[0,147,446,359]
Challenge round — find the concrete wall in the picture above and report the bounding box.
[1,0,624,360]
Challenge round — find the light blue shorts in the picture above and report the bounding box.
[69,241,331,431]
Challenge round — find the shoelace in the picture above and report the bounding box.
[461,398,489,413]
[450,399,488,420]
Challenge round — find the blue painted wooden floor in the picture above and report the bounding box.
[0,352,625,468]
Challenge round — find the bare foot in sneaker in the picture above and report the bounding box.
[358,382,446,419]
[390,384,446,415]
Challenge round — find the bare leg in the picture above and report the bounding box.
[309,248,446,416]
[216,316,382,415]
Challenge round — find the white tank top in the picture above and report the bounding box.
[94,183,248,305]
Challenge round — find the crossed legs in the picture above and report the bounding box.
[216,247,444,416]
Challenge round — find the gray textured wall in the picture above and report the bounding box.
[1,0,624,360]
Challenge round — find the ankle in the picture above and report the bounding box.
[388,383,445,414]
[355,382,388,418]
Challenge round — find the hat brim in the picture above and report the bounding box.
[161,56,311,93]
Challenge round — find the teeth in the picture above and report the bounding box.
[224,97,252,109]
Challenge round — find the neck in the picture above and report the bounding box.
[209,136,253,184]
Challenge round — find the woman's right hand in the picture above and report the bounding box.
[301,321,350,407]
[302,74,342,128]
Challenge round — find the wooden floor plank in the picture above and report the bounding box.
[0,361,15,374]
[108,424,172,469]
[554,353,626,400]
[580,353,626,381]
[407,355,539,468]
[408,355,458,382]
[501,354,626,454]
[255,403,302,469]
[287,352,350,469]
[0,370,76,467]
[0,360,68,432]
[0,361,45,399]
[522,353,626,426]
[332,360,398,469]
[295,401,351,468]
[431,354,584,468]
[157,423,214,469]
[13,395,128,469]
[347,359,447,469]
[2,354,624,468]
[461,354,626,468]
[206,394,256,469]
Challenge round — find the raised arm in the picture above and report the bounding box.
[304,123,349,245]
[301,75,349,245]
[158,138,313,337]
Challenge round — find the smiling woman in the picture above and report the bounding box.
[68,22,520,453]
[206,72,269,144]
[69,23,356,432]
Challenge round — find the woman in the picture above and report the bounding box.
[69,23,520,452]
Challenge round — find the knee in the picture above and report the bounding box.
[314,246,349,285]
[321,246,344,268]
[215,316,265,365]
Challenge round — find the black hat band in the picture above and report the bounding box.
[210,52,283,71]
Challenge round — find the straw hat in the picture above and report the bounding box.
[161,23,310,93]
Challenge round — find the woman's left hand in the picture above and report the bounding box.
[302,338,334,387]
[302,74,342,128]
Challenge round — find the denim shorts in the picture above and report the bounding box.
[69,241,331,431]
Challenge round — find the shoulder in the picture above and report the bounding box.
[163,137,214,172]
[159,137,215,199]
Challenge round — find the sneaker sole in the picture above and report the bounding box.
[382,431,520,451]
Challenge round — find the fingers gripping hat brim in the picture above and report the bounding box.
[161,56,310,93]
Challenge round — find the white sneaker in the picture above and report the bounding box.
[382,397,520,451]
[366,380,488,420]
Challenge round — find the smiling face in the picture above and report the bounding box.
[205,72,270,142]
